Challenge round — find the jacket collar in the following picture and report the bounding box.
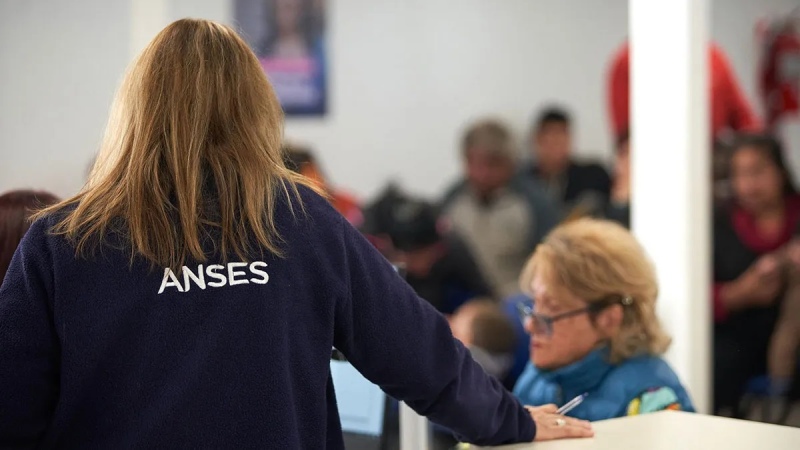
[537,347,615,396]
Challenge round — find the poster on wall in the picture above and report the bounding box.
[234,0,327,116]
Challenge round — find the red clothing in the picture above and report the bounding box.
[712,195,800,322]
[760,30,800,127]
[332,191,363,227]
[608,42,761,140]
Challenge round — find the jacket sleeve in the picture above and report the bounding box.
[0,220,59,447]
[332,218,535,446]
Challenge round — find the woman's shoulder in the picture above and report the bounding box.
[609,356,682,384]
[284,183,344,227]
[604,356,694,413]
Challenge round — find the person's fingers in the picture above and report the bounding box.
[558,416,592,429]
[528,404,557,413]
[559,423,595,438]
[536,414,592,430]
[533,415,594,441]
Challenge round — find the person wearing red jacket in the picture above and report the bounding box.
[608,41,761,141]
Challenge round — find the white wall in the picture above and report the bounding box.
[1,0,797,200]
[0,0,129,197]
[285,0,628,199]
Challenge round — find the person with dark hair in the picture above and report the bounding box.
[0,190,59,283]
[284,143,362,226]
[712,134,799,417]
[524,107,612,215]
[384,196,492,314]
[442,119,559,299]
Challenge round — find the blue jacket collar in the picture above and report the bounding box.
[537,347,615,396]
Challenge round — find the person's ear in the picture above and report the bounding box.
[595,304,623,337]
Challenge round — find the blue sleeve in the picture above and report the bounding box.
[332,218,535,446]
[0,220,59,446]
[621,386,695,416]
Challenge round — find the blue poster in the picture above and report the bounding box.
[235,0,327,116]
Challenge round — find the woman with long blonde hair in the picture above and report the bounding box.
[0,19,590,448]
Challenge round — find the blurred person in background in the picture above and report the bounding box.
[448,298,518,381]
[523,107,612,216]
[608,41,762,206]
[442,119,559,299]
[605,130,631,228]
[284,143,363,226]
[608,41,760,141]
[712,134,799,416]
[0,19,592,448]
[561,130,631,228]
[0,190,59,283]
[358,183,404,260]
[382,195,492,314]
[766,230,800,422]
[513,218,694,420]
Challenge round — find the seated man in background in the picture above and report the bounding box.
[363,188,493,314]
[449,299,518,381]
[442,119,558,299]
[513,218,694,420]
[523,107,611,215]
[284,143,363,227]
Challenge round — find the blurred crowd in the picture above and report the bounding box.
[276,41,800,425]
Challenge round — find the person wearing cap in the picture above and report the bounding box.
[385,196,492,314]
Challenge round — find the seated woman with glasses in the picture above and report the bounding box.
[512,218,694,421]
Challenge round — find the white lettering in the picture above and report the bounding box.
[206,264,227,287]
[228,262,250,286]
[158,268,185,294]
[160,261,270,293]
[183,265,206,291]
[249,261,269,284]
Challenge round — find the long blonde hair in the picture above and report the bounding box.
[519,218,671,363]
[37,19,314,268]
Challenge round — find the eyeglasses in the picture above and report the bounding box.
[517,295,632,338]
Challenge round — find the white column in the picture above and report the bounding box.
[630,0,711,414]
[130,0,170,58]
[399,403,430,450]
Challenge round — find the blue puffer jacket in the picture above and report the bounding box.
[513,348,694,421]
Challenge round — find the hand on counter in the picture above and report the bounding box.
[525,404,594,441]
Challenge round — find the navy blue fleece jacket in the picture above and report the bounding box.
[0,186,534,449]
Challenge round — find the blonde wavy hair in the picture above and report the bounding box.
[519,218,671,363]
[36,19,316,269]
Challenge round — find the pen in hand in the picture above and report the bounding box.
[557,393,589,415]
